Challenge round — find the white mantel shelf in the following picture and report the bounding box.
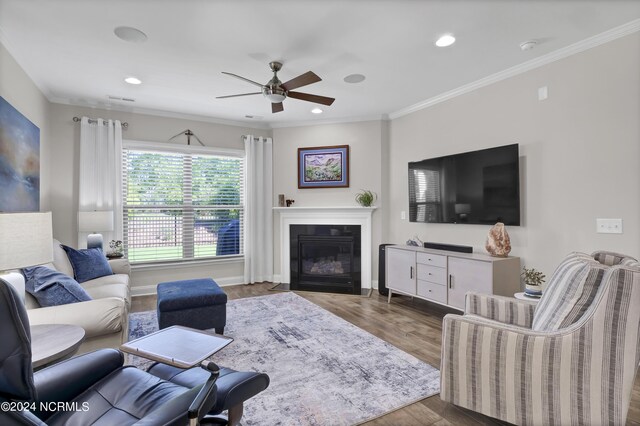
[274,206,377,289]
[273,206,377,212]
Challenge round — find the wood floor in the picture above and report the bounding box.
[132,283,640,426]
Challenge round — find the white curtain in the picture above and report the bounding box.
[78,117,123,247]
[243,135,273,284]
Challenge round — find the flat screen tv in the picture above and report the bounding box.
[408,144,520,225]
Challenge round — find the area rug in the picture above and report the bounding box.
[128,292,440,425]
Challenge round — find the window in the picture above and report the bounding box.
[122,141,244,264]
[409,169,442,222]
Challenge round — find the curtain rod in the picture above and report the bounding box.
[241,135,263,140]
[73,116,129,129]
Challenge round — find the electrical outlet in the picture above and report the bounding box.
[596,218,623,234]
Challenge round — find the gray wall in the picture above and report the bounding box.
[48,103,271,293]
[0,42,51,210]
[271,120,386,283]
[3,29,639,294]
[387,32,640,280]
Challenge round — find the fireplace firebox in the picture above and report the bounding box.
[290,225,361,294]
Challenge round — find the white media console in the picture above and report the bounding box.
[385,245,521,310]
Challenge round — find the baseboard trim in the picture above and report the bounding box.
[131,275,245,297]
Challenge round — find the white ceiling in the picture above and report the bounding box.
[1,1,639,128]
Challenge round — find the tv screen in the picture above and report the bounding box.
[408,144,520,225]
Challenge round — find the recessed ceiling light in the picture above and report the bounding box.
[311,108,323,114]
[344,74,366,84]
[114,26,148,43]
[519,40,538,51]
[124,77,142,85]
[435,34,456,47]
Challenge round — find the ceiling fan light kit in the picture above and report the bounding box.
[217,61,335,113]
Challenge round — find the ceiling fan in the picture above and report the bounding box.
[216,61,335,113]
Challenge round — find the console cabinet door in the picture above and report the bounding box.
[447,257,493,310]
[386,248,416,295]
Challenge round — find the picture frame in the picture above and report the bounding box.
[298,145,349,188]
[0,96,40,212]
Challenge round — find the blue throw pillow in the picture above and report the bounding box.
[61,245,113,283]
[22,266,92,307]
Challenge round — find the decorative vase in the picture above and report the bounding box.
[524,284,543,298]
[485,222,511,257]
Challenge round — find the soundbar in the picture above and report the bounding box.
[424,242,473,254]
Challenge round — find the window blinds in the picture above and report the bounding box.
[409,169,442,222]
[122,146,244,264]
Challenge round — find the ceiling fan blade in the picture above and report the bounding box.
[281,71,321,91]
[287,91,335,106]
[272,102,284,113]
[216,92,262,99]
[221,72,265,88]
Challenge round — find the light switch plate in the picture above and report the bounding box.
[538,86,548,100]
[401,211,406,220]
[596,218,623,234]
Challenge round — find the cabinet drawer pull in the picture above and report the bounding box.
[410,266,414,279]
[449,274,452,289]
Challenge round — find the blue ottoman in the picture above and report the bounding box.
[157,278,227,334]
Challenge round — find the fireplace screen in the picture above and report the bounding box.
[290,225,361,294]
[300,235,353,276]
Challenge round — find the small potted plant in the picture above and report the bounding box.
[521,267,545,298]
[107,240,124,259]
[355,189,377,207]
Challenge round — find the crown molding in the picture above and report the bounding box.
[48,97,272,129]
[3,17,639,129]
[389,19,640,120]
[269,114,386,129]
[0,27,56,100]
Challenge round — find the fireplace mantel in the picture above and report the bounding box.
[274,207,376,289]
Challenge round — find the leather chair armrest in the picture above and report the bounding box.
[32,349,123,419]
[108,258,131,275]
[147,363,270,414]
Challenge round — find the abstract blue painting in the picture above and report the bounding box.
[0,96,40,211]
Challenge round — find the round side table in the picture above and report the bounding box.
[31,324,85,369]
[514,292,541,303]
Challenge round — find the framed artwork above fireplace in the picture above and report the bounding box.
[298,145,349,188]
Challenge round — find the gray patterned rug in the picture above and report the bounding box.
[129,292,440,425]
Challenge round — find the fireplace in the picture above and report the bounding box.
[290,225,361,294]
[274,206,375,291]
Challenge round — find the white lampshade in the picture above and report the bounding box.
[78,211,114,232]
[0,212,54,270]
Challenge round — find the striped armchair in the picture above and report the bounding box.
[441,251,640,426]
